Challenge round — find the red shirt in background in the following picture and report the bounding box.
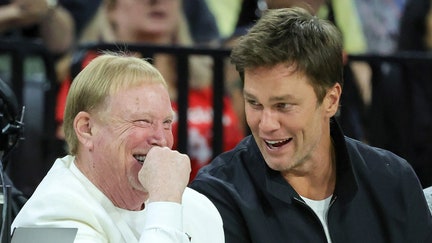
[172,87,244,181]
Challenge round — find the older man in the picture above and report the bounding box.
[12,53,224,243]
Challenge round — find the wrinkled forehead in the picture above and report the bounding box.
[108,71,166,95]
[105,82,173,117]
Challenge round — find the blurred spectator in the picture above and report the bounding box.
[398,0,431,51]
[0,0,75,197]
[205,0,242,39]
[354,0,407,55]
[58,0,103,40]
[183,0,220,45]
[55,0,245,181]
[369,0,432,188]
[0,0,74,57]
[48,0,104,88]
[233,1,366,54]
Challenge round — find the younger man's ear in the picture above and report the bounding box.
[325,83,342,117]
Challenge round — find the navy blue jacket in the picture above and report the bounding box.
[190,119,432,243]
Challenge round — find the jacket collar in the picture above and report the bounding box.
[245,117,358,204]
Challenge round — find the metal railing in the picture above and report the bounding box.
[2,38,432,192]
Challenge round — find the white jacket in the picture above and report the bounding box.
[12,155,224,243]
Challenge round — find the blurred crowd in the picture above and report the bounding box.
[1,0,432,196]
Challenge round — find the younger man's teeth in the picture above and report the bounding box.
[267,139,287,144]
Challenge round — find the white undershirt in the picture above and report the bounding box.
[300,195,332,243]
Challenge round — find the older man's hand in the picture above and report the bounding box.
[138,146,191,204]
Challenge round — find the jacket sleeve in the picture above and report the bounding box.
[401,165,432,242]
[190,177,251,243]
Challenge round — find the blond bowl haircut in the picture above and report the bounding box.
[63,52,168,155]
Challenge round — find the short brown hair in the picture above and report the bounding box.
[230,7,343,103]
